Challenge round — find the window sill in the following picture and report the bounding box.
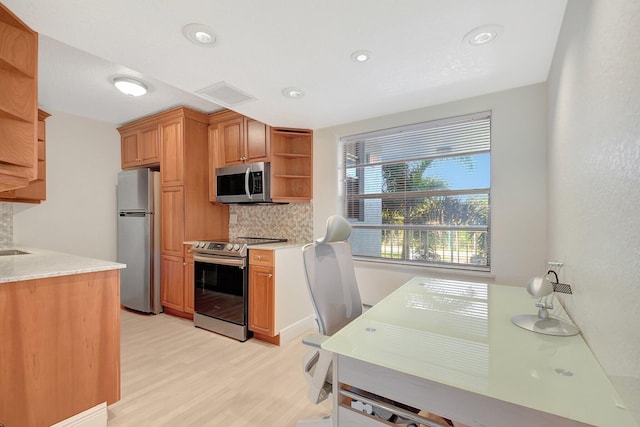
[353,256,496,282]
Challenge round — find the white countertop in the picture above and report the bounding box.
[0,247,125,283]
[323,277,637,427]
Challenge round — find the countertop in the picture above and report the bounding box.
[0,247,125,284]
[323,276,637,427]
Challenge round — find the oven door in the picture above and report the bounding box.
[193,254,247,326]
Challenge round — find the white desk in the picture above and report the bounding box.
[322,277,637,427]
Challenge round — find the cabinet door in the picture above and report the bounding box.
[160,186,184,257]
[138,126,159,165]
[160,119,184,186]
[161,254,185,311]
[121,132,139,169]
[218,116,244,166]
[249,265,275,336]
[245,118,270,162]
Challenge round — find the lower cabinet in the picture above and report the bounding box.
[160,243,194,318]
[248,247,315,345]
[249,249,276,341]
[249,264,275,336]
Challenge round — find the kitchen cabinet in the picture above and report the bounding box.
[207,110,313,203]
[1,269,120,426]
[119,124,159,169]
[160,185,184,257]
[161,244,195,316]
[120,106,229,318]
[0,4,39,192]
[270,127,313,202]
[0,109,50,203]
[161,254,184,312]
[249,249,276,340]
[248,246,315,345]
[209,110,270,167]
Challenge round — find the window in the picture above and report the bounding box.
[342,111,491,270]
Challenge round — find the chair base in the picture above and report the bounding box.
[296,416,332,427]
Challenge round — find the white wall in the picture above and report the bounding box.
[13,110,121,261]
[547,0,640,417]
[314,83,548,304]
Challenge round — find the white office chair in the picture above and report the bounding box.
[298,216,458,427]
[297,215,362,427]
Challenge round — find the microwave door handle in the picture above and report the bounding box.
[244,167,253,200]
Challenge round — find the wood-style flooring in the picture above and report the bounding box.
[107,309,330,426]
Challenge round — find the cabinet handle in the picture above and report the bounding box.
[257,255,262,260]
[183,262,186,266]
[267,274,273,278]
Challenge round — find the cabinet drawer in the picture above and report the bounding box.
[249,249,274,267]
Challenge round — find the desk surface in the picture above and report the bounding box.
[322,277,637,427]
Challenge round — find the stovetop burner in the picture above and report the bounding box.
[190,237,287,257]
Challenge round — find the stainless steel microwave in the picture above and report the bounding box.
[215,162,271,203]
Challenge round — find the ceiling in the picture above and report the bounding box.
[4,0,567,129]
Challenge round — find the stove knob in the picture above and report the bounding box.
[198,242,205,248]
[226,243,234,251]
[233,243,241,251]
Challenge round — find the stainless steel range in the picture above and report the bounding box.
[190,237,286,341]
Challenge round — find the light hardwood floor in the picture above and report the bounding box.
[107,310,330,426]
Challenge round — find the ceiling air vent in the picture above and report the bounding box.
[196,82,256,107]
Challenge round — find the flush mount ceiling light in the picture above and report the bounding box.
[350,49,371,63]
[113,77,148,97]
[183,23,217,47]
[463,24,503,46]
[281,87,305,99]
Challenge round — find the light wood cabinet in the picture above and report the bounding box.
[161,254,184,312]
[120,107,229,319]
[0,4,39,192]
[270,127,313,202]
[249,249,275,338]
[0,109,50,203]
[207,111,312,203]
[159,119,184,186]
[210,111,270,168]
[0,270,120,426]
[160,185,185,257]
[119,125,159,169]
[248,246,315,346]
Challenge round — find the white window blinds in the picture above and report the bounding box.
[342,111,491,269]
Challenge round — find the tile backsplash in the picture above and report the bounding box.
[229,203,313,244]
[0,203,13,247]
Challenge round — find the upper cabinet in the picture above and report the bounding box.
[118,122,160,169]
[210,111,270,167]
[119,125,159,169]
[0,109,50,203]
[208,110,313,203]
[0,3,38,192]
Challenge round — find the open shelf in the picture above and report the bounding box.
[270,128,313,201]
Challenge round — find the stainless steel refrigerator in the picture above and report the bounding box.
[117,169,162,314]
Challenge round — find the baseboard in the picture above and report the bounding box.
[279,315,316,344]
[51,402,107,427]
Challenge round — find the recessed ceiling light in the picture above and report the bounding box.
[463,25,503,46]
[113,77,148,97]
[281,87,305,99]
[350,49,371,63]
[183,23,216,47]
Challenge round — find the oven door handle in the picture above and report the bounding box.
[194,254,246,268]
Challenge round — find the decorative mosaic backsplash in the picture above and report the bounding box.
[229,202,313,244]
[0,203,13,247]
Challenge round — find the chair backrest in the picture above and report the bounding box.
[302,216,362,336]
